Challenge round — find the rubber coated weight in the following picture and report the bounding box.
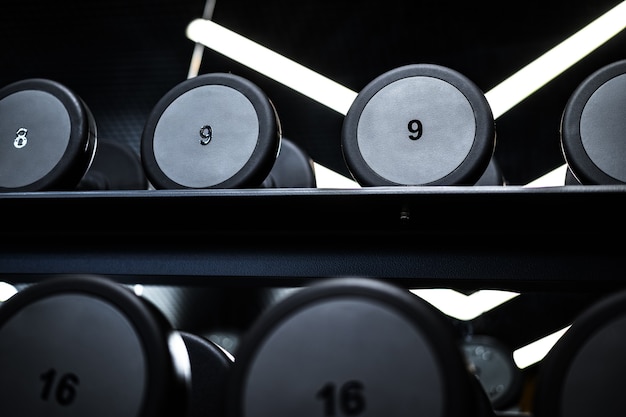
[564,167,581,185]
[76,139,149,190]
[260,137,317,188]
[474,158,506,186]
[341,64,496,186]
[0,78,97,191]
[141,73,281,189]
[180,331,233,417]
[0,275,191,417]
[462,335,522,410]
[533,289,626,417]
[227,277,495,417]
[561,59,626,184]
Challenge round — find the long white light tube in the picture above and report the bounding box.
[186,2,626,120]
[186,19,358,115]
[485,1,626,119]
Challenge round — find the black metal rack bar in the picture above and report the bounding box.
[1,185,624,291]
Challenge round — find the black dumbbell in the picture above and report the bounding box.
[141,73,316,189]
[341,64,499,186]
[561,59,626,185]
[462,335,523,411]
[0,274,232,417]
[226,277,495,417]
[532,288,626,417]
[0,78,147,192]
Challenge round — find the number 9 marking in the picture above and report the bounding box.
[408,119,423,140]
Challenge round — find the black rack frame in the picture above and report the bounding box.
[1,185,624,292]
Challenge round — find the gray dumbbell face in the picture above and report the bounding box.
[0,275,232,417]
[227,277,494,417]
[533,289,626,417]
[561,59,626,185]
[0,78,147,192]
[0,79,96,191]
[341,64,496,186]
[141,73,282,189]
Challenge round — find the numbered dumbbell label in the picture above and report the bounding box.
[152,84,260,188]
[0,294,146,417]
[14,127,28,148]
[356,76,475,184]
[199,125,213,145]
[0,90,72,188]
[40,369,80,406]
[407,120,423,141]
[317,381,366,417]
[241,298,444,417]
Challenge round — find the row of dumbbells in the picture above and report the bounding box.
[2,59,625,191]
[1,274,625,417]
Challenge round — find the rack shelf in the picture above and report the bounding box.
[1,185,624,291]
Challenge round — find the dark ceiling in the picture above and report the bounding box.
[2,0,625,185]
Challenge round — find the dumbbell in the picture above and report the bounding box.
[140,73,316,189]
[0,274,233,417]
[226,277,495,417]
[341,64,500,186]
[0,78,148,192]
[561,59,626,185]
[532,288,626,417]
[462,335,522,411]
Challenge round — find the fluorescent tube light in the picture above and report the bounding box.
[513,325,571,369]
[313,163,360,188]
[186,1,626,120]
[186,19,358,115]
[485,1,626,119]
[410,288,520,321]
[0,281,18,302]
[523,164,568,187]
[188,0,217,79]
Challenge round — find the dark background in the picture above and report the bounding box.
[2,0,624,185]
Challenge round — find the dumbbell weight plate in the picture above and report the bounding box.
[561,59,626,184]
[533,289,626,417]
[341,64,495,186]
[141,73,281,189]
[227,277,489,417]
[180,331,233,417]
[76,139,149,190]
[260,138,317,188]
[462,335,522,410]
[0,275,190,417]
[0,78,97,191]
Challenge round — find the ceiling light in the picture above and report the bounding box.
[485,1,626,119]
[0,281,18,302]
[186,19,358,115]
[410,288,520,321]
[513,325,571,369]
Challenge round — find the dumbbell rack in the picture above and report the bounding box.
[1,185,625,417]
[1,185,624,290]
